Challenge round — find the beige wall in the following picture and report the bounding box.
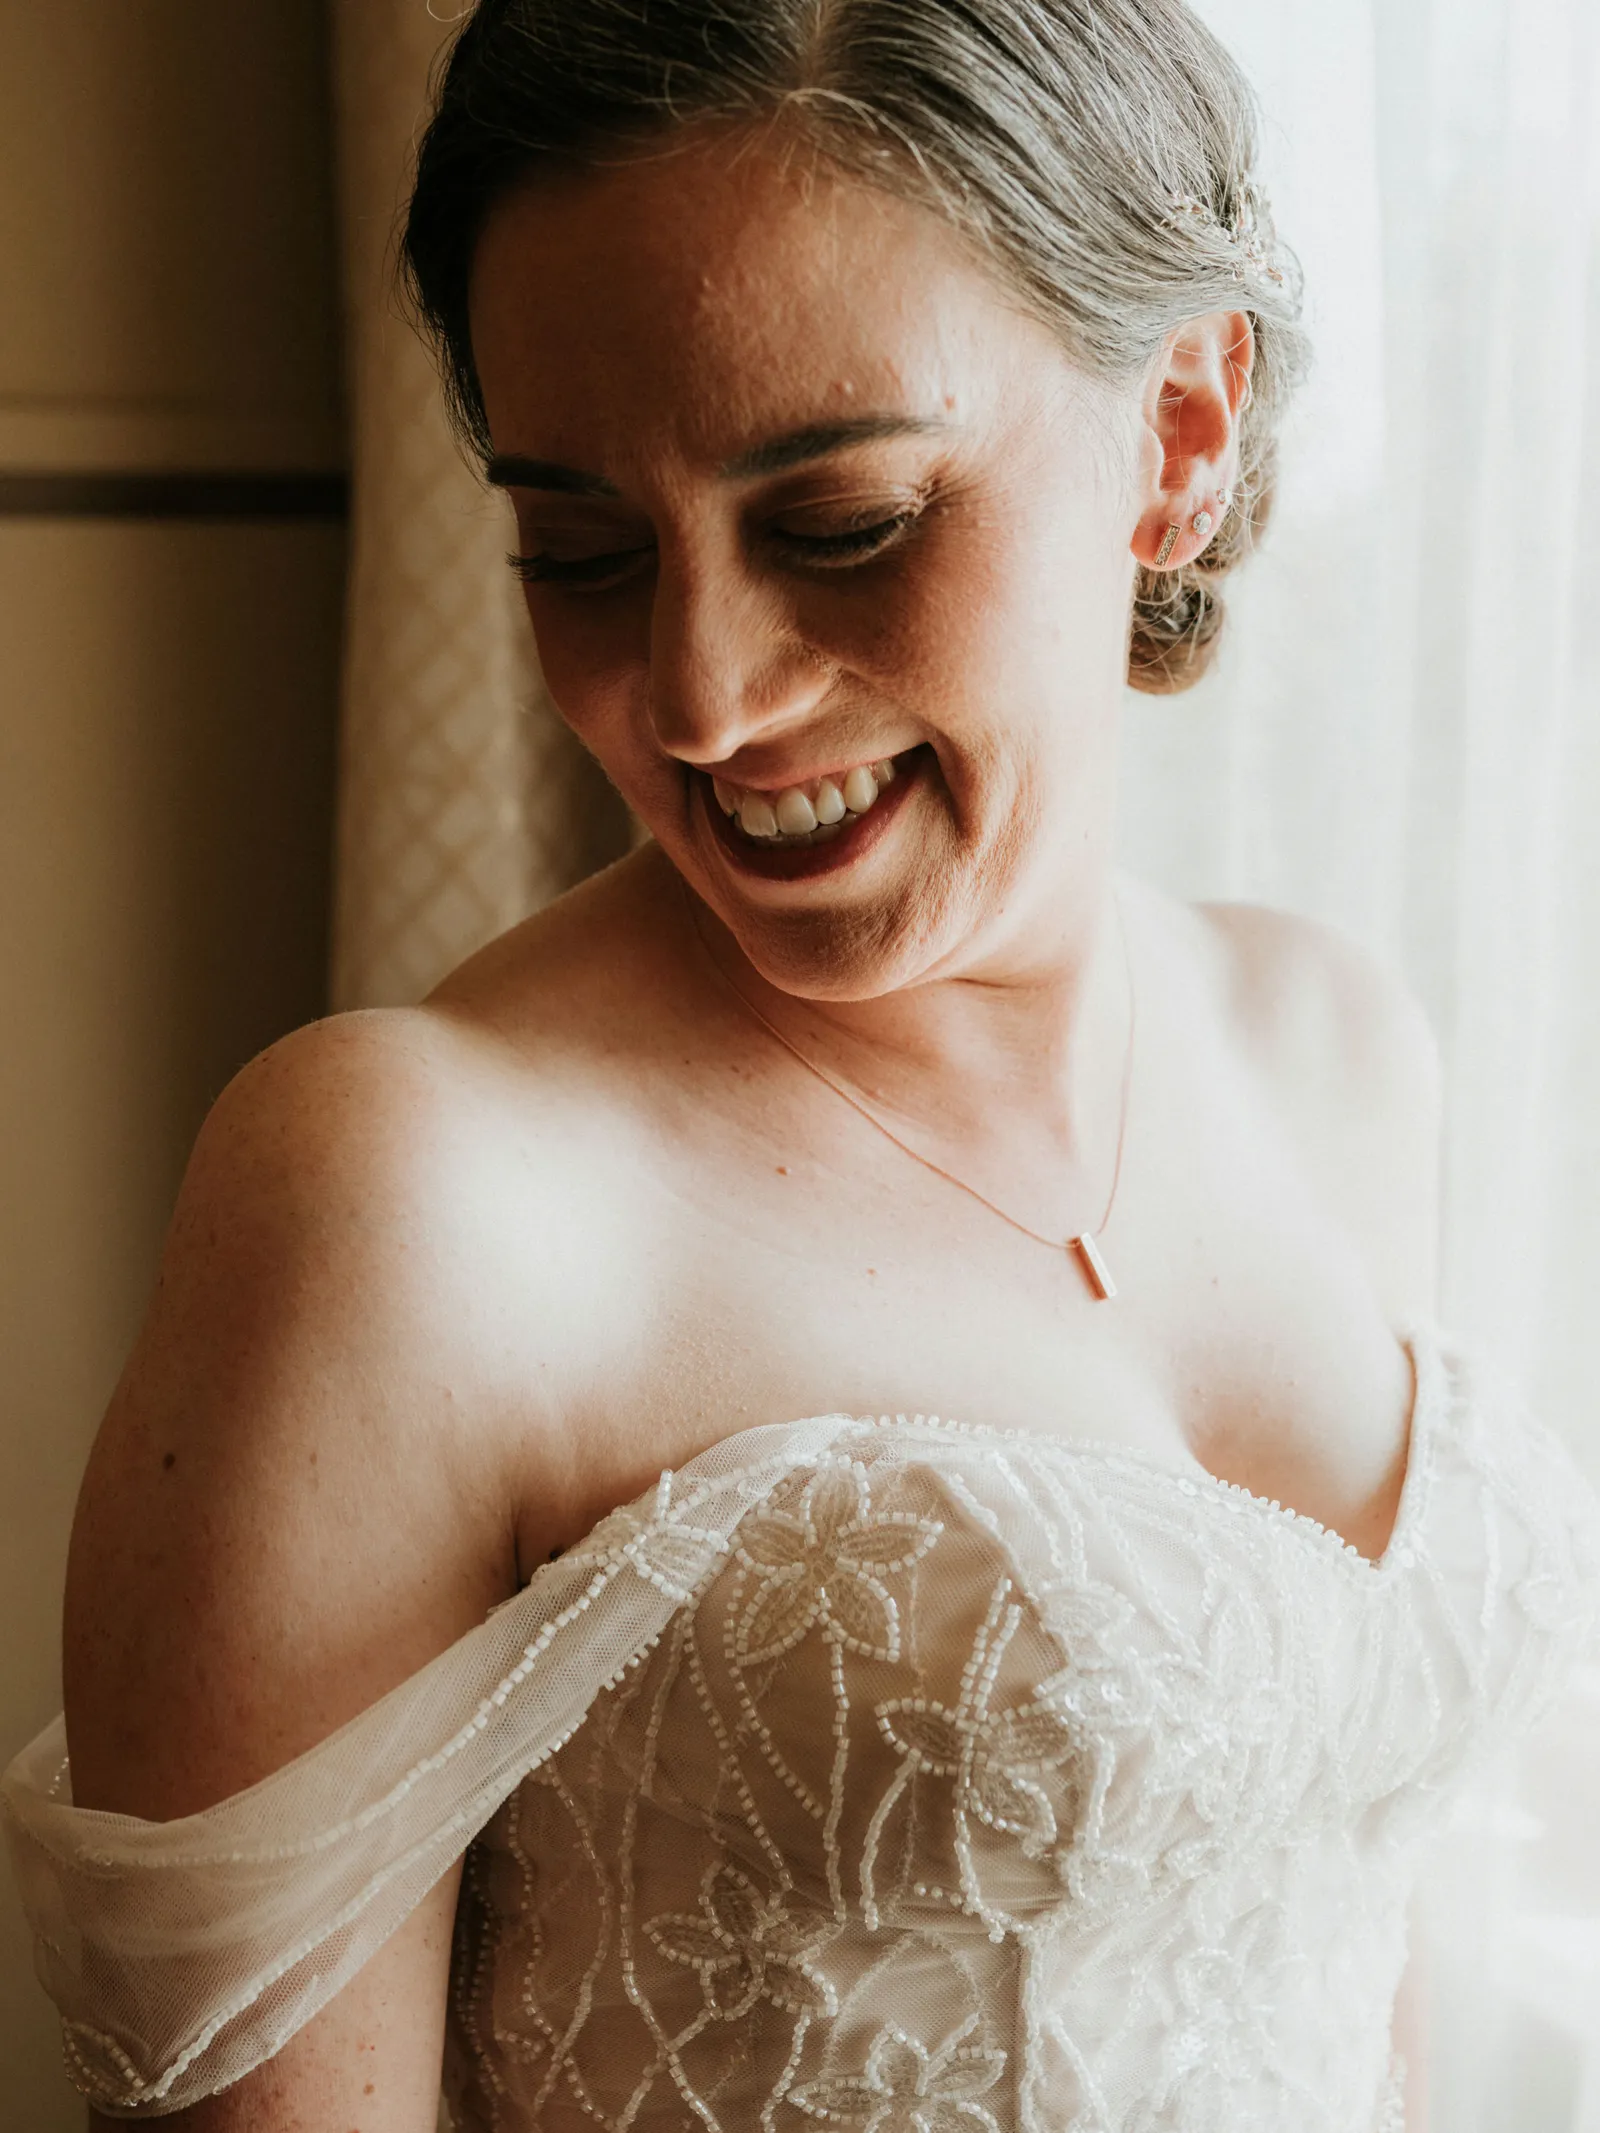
[0,7,345,2122]
[0,2,342,473]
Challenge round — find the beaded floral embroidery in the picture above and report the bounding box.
[790,2018,1007,2133]
[14,1340,1598,2126]
[646,1858,839,2022]
[449,1353,1598,2132]
[731,1460,941,1666]
[445,1348,1600,2133]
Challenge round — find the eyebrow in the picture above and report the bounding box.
[484,456,621,496]
[483,415,950,495]
[717,415,952,478]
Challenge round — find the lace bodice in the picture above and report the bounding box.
[5,1328,1598,2130]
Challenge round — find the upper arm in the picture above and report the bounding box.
[84,1874,463,2133]
[1199,902,1442,1326]
[64,1012,549,2128]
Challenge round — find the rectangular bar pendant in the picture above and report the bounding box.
[1072,1231,1118,1301]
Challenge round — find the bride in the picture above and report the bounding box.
[6,1,1597,2128]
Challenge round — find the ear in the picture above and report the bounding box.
[1131,310,1255,571]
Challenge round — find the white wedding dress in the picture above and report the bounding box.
[4,1326,1598,2130]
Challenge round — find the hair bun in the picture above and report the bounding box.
[1129,568,1224,694]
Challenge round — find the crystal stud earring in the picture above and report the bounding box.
[1218,488,1235,515]
[1155,523,1181,567]
[1191,509,1215,540]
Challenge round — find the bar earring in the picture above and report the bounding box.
[1155,523,1181,567]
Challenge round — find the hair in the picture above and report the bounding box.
[402,0,1310,694]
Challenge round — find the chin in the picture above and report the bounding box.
[704,864,977,1003]
[624,739,1037,999]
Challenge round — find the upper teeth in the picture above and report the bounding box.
[712,758,898,841]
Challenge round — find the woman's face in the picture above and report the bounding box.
[470,125,1149,998]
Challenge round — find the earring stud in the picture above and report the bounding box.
[1191,509,1215,540]
[1155,523,1181,567]
[1218,488,1234,514]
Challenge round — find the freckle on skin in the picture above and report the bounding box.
[776,1165,788,1175]
[161,1452,177,1471]
[365,2082,376,2094]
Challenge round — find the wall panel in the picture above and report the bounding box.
[0,4,346,2121]
[0,517,345,2125]
[0,0,342,471]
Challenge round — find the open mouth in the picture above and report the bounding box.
[698,746,929,879]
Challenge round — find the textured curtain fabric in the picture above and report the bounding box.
[326,2,1600,2123]
[328,0,629,1011]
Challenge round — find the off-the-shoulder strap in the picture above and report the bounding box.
[0,1413,856,2115]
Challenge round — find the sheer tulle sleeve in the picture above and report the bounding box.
[0,1417,849,2117]
[7,1341,1598,2129]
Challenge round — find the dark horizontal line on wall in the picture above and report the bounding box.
[0,471,350,521]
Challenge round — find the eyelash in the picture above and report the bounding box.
[506,510,919,588]
[507,547,650,587]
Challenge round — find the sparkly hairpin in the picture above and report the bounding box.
[1233,178,1294,288]
[1166,185,1287,288]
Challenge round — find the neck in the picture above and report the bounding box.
[681,866,1134,1183]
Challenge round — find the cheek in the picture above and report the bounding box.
[520,592,652,754]
[948,482,1136,729]
[861,503,1098,726]
[827,515,1039,697]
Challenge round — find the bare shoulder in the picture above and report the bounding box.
[1186,897,1441,1320]
[62,1000,599,1823]
[62,906,669,2128]
[65,863,686,1817]
[164,994,602,1343]
[1192,899,1439,1110]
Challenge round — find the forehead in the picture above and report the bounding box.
[467,126,1057,472]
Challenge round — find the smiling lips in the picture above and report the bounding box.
[711,757,898,846]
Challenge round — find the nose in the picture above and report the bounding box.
[646,548,832,768]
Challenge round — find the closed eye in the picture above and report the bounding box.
[507,545,653,588]
[508,509,921,592]
[769,511,918,567]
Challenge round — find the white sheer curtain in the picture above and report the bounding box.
[1134,3,1600,2124]
[1151,0,1600,1463]
[328,3,1600,2122]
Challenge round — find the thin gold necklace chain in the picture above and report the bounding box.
[681,881,1136,1296]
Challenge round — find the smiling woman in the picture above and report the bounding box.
[3,3,1598,2132]
[455,127,1255,998]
